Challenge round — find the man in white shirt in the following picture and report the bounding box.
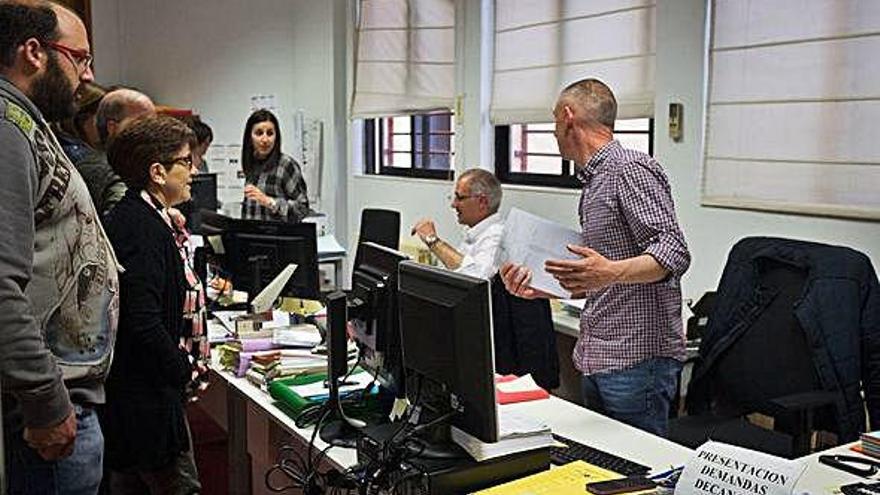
[411,168,503,280]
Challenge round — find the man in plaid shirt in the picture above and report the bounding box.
[501,79,690,436]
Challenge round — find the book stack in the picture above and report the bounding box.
[451,409,554,462]
[858,431,880,459]
[244,350,330,389]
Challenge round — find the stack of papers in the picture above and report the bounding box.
[243,350,329,389]
[858,431,880,458]
[272,324,322,347]
[451,409,553,461]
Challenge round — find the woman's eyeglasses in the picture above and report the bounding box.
[163,155,194,169]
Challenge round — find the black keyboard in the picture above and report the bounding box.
[550,434,651,476]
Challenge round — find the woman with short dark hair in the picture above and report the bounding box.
[103,114,202,494]
[240,108,310,222]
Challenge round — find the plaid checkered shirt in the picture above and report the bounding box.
[241,153,310,222]
[573,140,691,375]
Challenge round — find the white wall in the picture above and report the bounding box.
[90,0,348,242]
[91,0,880,299]
[348,0,880,300]
[654,0,880,297]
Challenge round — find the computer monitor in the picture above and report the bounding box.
[397,261,498,443]
[319,290,362,445]
[326,291,349,386]
[222,219,320,301]
[179,173,218,234]
[348,242,408,395]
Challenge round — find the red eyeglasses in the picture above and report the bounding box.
[44,40,93,74]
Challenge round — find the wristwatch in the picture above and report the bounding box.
[423,234,439,248]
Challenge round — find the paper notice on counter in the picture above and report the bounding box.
[675,441,806,495]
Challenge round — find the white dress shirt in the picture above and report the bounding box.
[455,212,504,280]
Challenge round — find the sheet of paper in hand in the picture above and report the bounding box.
[501,208,582,298]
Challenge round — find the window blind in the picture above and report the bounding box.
[351,0,456,118]
[703,0,880,220]
[491,0,656,125]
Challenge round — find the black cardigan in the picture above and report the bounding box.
[103,189,192,470]
[687,237,880,442]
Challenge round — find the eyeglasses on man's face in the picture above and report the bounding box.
[448,192,484,203]
[44,40,93,75]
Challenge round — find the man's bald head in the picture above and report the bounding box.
[557,78,618,131]
[50,2,86,40]
[96,88,156,144]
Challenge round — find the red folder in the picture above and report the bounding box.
[494,374,550,404]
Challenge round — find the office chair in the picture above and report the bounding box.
[669,237,879,458]
[353,208,400,268]
[490,273,560,391]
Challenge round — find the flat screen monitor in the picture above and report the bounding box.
[348,242,408,394]
[179,173,218,234]
[326,291,349,385]
[397,261,498,443]
[222,219,320,301]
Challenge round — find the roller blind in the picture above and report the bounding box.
[702,0,880,220]
[351,0,456,118]
[491,0,656,125]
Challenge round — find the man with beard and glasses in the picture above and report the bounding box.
[0,1,120,493]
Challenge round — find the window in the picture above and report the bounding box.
[491,1,655,125]
[364,112,455,180]
[703,0,880,219]
[351,0,455,118]
[495,118,653,188]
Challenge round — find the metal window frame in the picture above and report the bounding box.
[363,113,455,180]
[495,119,654,188]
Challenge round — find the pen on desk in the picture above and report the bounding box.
[650,465,684,480]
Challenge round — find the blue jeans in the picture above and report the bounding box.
[5,404,104,495]
[581,358,682,437]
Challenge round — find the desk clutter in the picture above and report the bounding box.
[210,244,686,495]
[858,431,880,459]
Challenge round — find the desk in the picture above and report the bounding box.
[797,442,871,491]
[206,358,873,494]
[317,234,346,291]
[208,363,355,494]
[318,253,345,291]
[207,346,690,493]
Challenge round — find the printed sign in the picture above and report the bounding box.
[675,441,807,495]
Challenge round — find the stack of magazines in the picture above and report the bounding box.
[858,431,880,459]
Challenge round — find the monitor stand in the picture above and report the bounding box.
[319,415,360,448]
[319,375,366,448]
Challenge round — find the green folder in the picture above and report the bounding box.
[268,372,327,417]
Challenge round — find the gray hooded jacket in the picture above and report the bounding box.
[0,77,119,430]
